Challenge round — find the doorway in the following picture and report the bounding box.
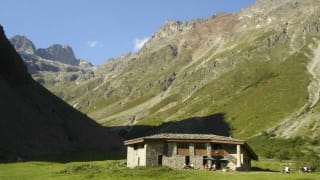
[185,156,190,165]
[202,156,208,165]
[158,155,163,166]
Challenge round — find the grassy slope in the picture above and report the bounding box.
[137,31,310,139]
[1,160,319,180]
[37,7,318,140]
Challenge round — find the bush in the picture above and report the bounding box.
[276,150,290,160]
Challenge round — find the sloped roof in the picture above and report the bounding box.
[146,133,242,142]
[124,133,243,145]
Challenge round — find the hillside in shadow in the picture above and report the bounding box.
[0,25,123,162]
[112,113,230,140]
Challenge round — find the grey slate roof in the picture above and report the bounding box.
[142,133,243,142]
[124,133,244,145]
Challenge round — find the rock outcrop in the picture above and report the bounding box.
[10,35,36,55]
[9,36,95,88]
[37,44,79,65]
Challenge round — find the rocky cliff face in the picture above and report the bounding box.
[10,35,36,55]
[9,36,81,67]
[37,44,79,65]
[0,25,122,161]
[9,36,94,92]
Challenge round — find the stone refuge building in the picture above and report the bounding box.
[124,133,258,171]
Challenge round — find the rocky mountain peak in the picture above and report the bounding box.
[37,44,79,65]
[140,20,195,52]
[151,20,194,40]
[9,35,36,55]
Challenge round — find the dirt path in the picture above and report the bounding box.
[271,40,320,137]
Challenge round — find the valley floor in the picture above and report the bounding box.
[0,159,319,180]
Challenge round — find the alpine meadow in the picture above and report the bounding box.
[2,0,320,179]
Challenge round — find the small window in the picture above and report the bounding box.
[195,143,206,149]
[177,143,189,149]
[195,143,207,156]
[177,143,189,155]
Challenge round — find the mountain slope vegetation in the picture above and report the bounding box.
[10,0,320,143]
[42,0,320,140]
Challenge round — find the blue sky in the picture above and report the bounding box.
[1,0,256,65]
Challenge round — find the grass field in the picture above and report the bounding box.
[0,159,319,180]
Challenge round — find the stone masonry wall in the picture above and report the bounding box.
[163,155,186,169]
[145,142,163,166]
[127,141,253,171]
[162,142,204,169]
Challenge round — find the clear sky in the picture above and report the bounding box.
[1,0,256,65]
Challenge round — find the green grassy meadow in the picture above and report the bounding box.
[1,159,319,180]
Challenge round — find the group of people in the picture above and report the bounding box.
[283,165,315,173]
[299,166,315,173]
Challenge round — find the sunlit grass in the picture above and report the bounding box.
[0,159,319,180]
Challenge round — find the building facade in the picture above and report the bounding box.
[124,133,258,171]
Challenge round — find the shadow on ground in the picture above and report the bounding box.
[251,166,280,172]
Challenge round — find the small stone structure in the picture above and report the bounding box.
[124,133,258,171]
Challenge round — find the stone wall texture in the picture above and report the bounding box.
[127,141,253,171]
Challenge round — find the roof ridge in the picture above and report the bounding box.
[143,133,243,142]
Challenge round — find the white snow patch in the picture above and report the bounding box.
[256,24,261,29]
[267,17,272,24]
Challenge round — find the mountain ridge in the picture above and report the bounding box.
[9,35,94,93]
[69,0,320,139]
[10,35,80,65]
